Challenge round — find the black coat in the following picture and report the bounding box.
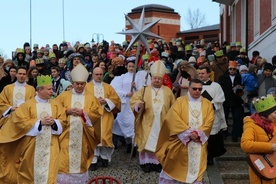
[218,72,243,107]
[0,75,16,93]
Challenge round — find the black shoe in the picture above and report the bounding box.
[119,136,126,146]
[102,159,108,167]
[153,164,162,172]
[126,143,131,153]
[232,137,238,142]
[132,146,137,158]
[207,159,214,165]
[221,130,228,140]
[89,163,97,171]
[142,164,151,173]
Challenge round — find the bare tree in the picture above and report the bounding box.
[185,8,207,30]
[0,48,8,60]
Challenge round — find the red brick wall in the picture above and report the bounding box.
[235,1,241,42]
[248,0,254,44]
[260,0,271,34]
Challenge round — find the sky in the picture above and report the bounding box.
[0,0,220,59]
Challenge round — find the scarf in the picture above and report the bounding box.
[250,113,274,135]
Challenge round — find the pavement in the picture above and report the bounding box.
[88,140,227,184]
[88,111,251,184]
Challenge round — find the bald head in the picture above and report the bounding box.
[92,67,104,82]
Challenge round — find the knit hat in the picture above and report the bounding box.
[239,65,248,73]
[188,56,196,63]
[60,79,72,91]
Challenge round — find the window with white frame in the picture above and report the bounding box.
[254,0,260,35]
[241,0,246,47]
[231,3,236,42]
[272,0,276,22]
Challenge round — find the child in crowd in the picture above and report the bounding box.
[241,64,258,113]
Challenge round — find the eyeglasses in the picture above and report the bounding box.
[192,87,203,91]
[94,73,103,76]
[229,68,236,71]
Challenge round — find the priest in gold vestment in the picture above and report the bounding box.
[56,64,102,183]
[0,75,67,184]
[0,66,36,182]
[156,79,215,184]
[130,60,175,173]
[0,66,36,127]
[86,67,121,171]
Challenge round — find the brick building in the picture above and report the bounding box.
[177,24,220,44]
[126,4,219,45]
[126,4,181,42]
[213,0,276,61]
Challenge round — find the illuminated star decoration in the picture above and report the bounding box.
[117,7,162,53]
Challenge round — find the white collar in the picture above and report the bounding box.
[188,92,201,102]
[35,95,49,103]
[15,81,26,87]
[92,80,102,86]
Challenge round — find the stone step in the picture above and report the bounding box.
[216,160,249,181]
[217,146,246,162]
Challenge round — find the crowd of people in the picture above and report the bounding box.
[0,37,276,183]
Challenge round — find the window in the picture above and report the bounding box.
[254,0,260,36]
[272,0,276,24]
[231,3,236,41]
[241,0,246,46]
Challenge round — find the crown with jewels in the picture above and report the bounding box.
[253,94,276,113]
[37,75,52,87]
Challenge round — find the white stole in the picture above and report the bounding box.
[13,86,26,106]
[186,101,202,183]
[144,87,164,152]
[69,93,84,173]
[34,103,52,184]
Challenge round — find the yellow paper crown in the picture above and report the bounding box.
[37,75,52,87]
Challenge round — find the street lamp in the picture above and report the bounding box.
[30,0,32,47]
[62,0,65,41]
[91,33,104,44]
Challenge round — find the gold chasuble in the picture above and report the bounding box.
[0,98,67,184]
[0,83,35,115]
[155,95,214,183]
[129,85,175,152]
[86,82,121,147]
[56,90,102,173]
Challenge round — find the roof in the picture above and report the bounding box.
[130,4,177,14]
[180,24,220,33]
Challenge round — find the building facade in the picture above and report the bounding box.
[177,24,220,44]
[213,0,276,61]
[126,4,181,42]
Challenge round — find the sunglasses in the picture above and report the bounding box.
[192,87,203,91]
[229,68,236,71]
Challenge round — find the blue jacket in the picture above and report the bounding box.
[241,73,258,92]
